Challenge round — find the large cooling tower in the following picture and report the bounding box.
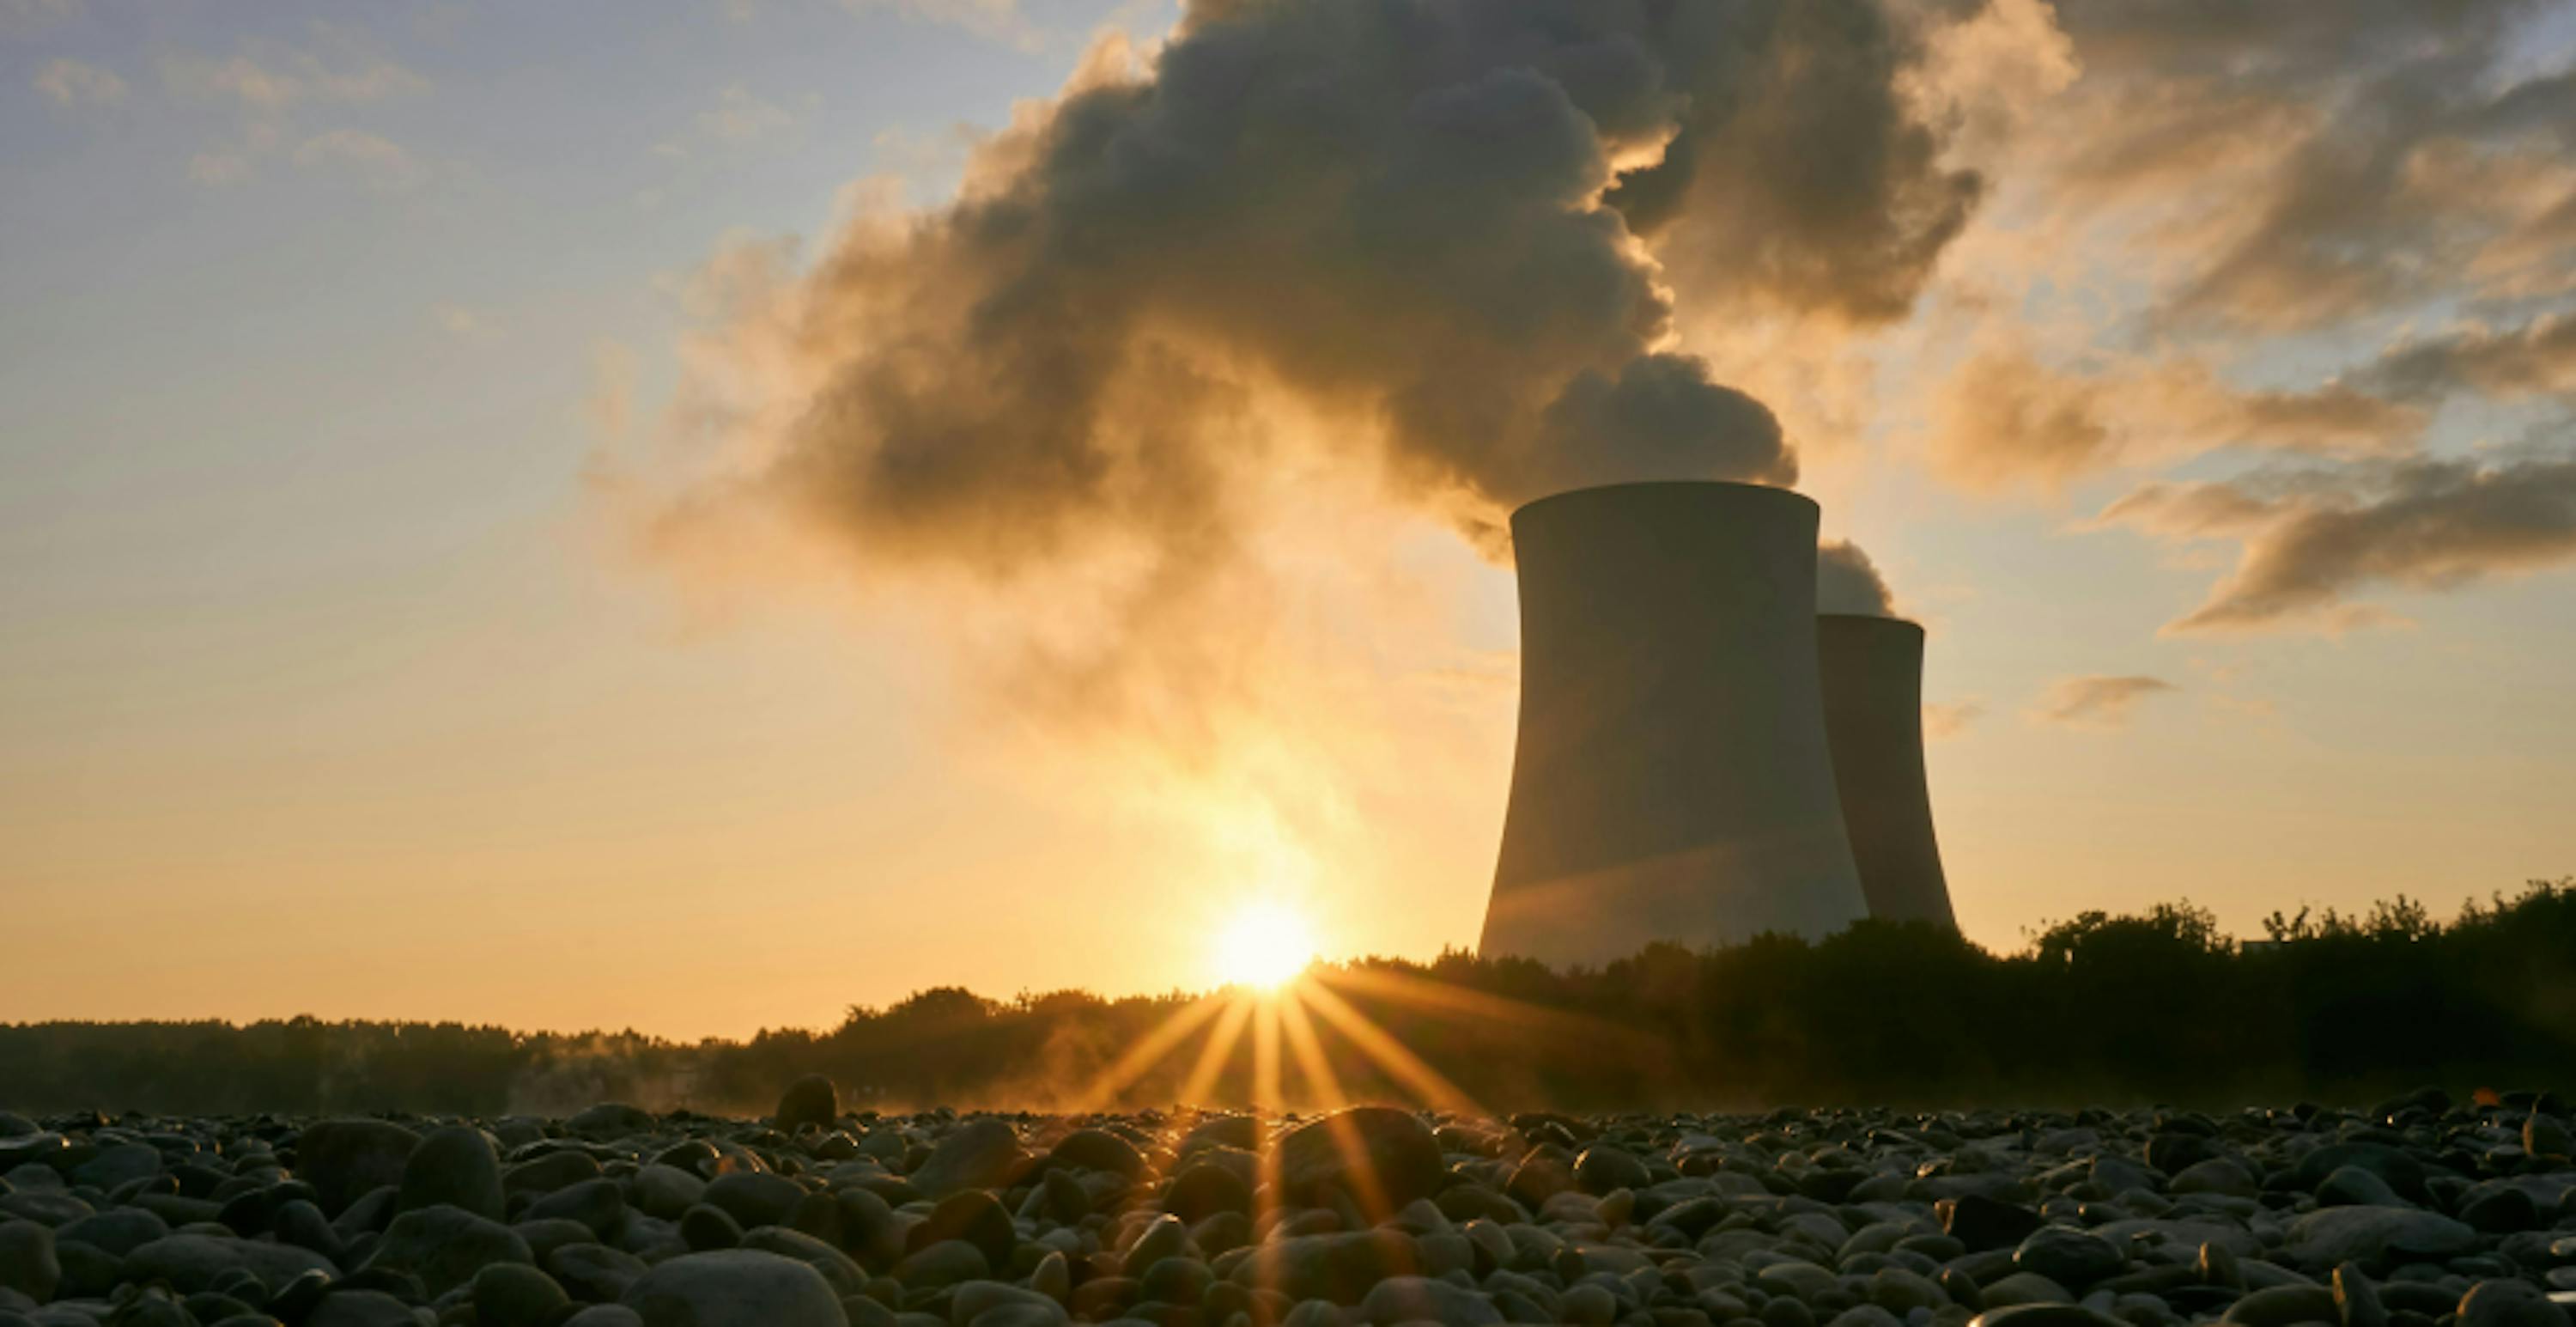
[1816,615,1959,928]
[1479,481,1872,968]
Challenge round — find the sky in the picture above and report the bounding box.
[3,0,2574,1041]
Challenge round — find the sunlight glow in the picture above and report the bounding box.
[1214,899,1316,989]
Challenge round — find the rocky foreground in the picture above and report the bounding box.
[2,1086,2573,1327]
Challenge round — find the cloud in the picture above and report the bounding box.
[2359,313,2576,404]
[163,31,428,111]
[1923,700,1984,740]
[837,0,1036,50]
[2038,0,2573,328]
[33,56,123,110]
[618,0,1985,743]
[2027,674,2178,730]
[189,149,253,186]
[656,86,800,159]
[587,340,641,442]
[1818,540,1898,617]
[292,129,426,191]
[2098,451,2576,633]
[0,0,79,38]
[1925,340,2425,494]
[432,304,500,339]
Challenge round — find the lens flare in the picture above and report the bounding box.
[1213,900,1315,990]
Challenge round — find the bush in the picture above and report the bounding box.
[3,880,2568,1115]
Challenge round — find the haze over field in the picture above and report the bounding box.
[5,0,2575,1039]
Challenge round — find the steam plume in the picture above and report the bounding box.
[652,0,1979,625]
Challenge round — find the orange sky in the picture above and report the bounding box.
[4,0,2573,1039]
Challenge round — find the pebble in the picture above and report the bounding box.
[775,1075,841,1134]
[623,1248,845,1327]
[0,1097,2560,1327]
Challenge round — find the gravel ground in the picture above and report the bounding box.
[2,1085,2573,1327]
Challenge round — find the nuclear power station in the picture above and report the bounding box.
[1818,614,1957,928]
[1479,481,1957,967]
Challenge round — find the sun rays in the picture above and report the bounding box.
[1069,951,1634,1119]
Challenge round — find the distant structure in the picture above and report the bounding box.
[1816,614,1958,928]
[1479,482,1873,968]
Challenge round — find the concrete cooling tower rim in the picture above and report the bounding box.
[1510,479,1816,529]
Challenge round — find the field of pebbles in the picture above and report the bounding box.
[2,1082,2573,1327]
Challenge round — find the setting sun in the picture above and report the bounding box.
[1213,900,1318,989]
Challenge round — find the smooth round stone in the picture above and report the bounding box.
[630,1165,705,1220]
[564,1307,647,1327]
[303,1289,420,1327]
[739,1227,866,1299]
[2334,1263,2389,1327]
[292,1122,422,1217]
[916,1190,1018,1269]
[124,1234,337,1294]
[548,1242,651,1302]
[776,1075,840,1134]
[71,1143,162,1191]
[1273,1109,1443,1220]
[476,1262,572,1327]
[2317,1167,2409,1209]
[1360,1275,1504,1326]
[1966,1308,2130,1327]
[1571,1147,1651,1196]
[2015,1228,2127,1288]
[702,1172,805,1230]
[679,1203,742,1252]
[563,1105,655,1139]
[2221,1285,2339,1326]
[622,1249,844,1327]
[2285,1208,2476,1268]
[1945,1196,2046,1253]
[2457,1281,2570,1327]
[2524,1114,2573,1161]
[398,1127,504,1221]
[896,1239,992,1290]
[1125,1214,1194,1278]
[2168,1160,2259,1200]
[2460,1188,2542,1234]
[1980,1274,2074,1309]
[0,1221,58,1303]
[527,1177,628,1239]
[1046,1129,1145,1179]
[909,1121,1025,1199]
[1031,1251,1071,1305]
[362,1202,534,1296]
[956,1279,1072,1325]
[512,1217,599,1263]
[504,1151,604,1196]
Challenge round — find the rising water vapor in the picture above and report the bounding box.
[645,0,1982,631]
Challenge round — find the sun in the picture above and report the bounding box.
[1213,899,1317,990]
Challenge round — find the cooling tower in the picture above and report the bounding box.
[1479,481,1871,968]
[1816,615,1959,928]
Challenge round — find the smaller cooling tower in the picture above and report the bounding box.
[1479,482,1872,968]
[1815,614,1957,928]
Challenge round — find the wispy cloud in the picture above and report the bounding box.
[0,0,80,38]
[655,86,800,159]
[2027,675,2178,731]
[838,0,1036,50]
[293,128,427,192]
[33,56,124,111]
[162,30,428,111]
[2098,452,2576,634]
[432,304,501,339]
[1923,701,1985,740]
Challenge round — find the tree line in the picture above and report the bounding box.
[3,881,2569,1117]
